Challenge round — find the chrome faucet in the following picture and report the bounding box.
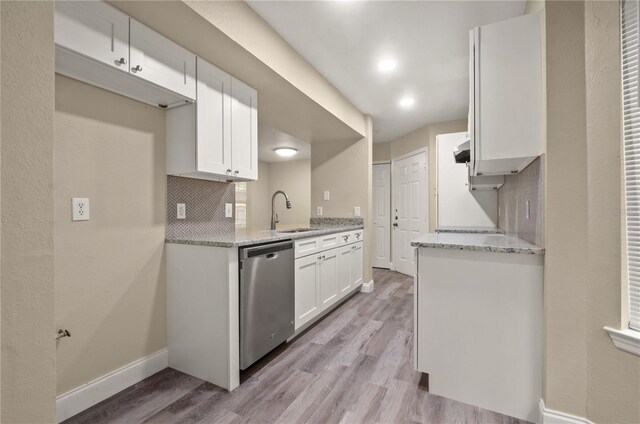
[271,190,292,230]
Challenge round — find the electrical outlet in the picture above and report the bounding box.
[317,206,323,216]
[72,198,90,221]
[177,203,186,220]
[324,191,330,201]
[354,206,361,217]
[525,200,531,220]
[225,203,233,218]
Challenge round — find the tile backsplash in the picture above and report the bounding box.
[497,155,544,247]
[166,176,235,240]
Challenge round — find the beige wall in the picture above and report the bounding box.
[245,160,311,229]
[269,160,311,226]
[246,162,271,230]
[544,1,640,422]
[373,142,391,162]
[1,1,56,421]
[54,76,167,394]
[386,119,468,231]
[311,116,373,284]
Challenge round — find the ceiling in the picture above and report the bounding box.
[247,1,525,143]
[259,125,311,163]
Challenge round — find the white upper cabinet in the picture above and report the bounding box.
[54,0,129,71]
[231,78,259,180]
[54,0,195,108]
[469,12,543,176]
[166,58,258,182]
[196,59,232,176]
[129,20,196,100]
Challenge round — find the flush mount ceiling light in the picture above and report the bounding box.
[275,148,298,157]
[377,58,397,73]
[399,97,415,109]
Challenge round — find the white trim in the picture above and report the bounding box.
[360,279,374,293]
[604,326,640,356]
[391,147,427,162]
[539,399,593,424]
[389,262,395,271]
[373,160,391,165]
[56,349,168,423]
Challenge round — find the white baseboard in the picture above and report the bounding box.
[539,399,593,424]
[389,262,395,271]
[56,348,168,423]
[360,279,374,293]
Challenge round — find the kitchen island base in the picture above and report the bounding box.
[415,247,543,423]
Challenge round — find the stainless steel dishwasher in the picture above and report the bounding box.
[239,240,295,370]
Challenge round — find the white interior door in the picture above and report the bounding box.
[372,164,391,268]
[393,152,427,276]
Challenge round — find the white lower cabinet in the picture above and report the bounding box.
[294,231,364,331]
[351,242,364,287]
[337,245,353,295]
[294,254,320,329]
[319,249,339,309]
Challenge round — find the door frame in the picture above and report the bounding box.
[390,148,428,274]
[372,162,392,269]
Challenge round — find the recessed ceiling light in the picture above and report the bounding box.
[399,97,415,109]
[275,147,298,157]
[377,58,397,73]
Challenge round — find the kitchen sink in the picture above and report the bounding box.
[276,228,314,233]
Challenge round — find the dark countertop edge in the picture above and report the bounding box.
[165,225,364,248]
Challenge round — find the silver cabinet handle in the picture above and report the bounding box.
[234,170,240,175]
[226,169,232,174]
[133,65,142,72]
[356,233,361,239]
[343,236,349,241]
[119,57,127,65]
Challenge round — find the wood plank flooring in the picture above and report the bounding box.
[64,268,529,424]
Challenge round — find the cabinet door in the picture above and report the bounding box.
[351,242,364,287]
[337,245,353,297]
[319,249,339,309]
[129,20,196,100]
[196,59,232,176]
[294,254,320,329]
[231,78,258,180]
[54,0,129,71]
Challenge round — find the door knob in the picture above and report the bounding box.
[393,223,398,228]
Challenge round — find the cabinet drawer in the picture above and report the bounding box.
[295,237,320,259]
[319,233,341,250]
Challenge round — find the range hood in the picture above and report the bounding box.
[453,139,470,163]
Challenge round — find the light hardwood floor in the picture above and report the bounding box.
[64,268,528,424]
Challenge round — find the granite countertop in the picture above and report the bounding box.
[411,232,544,255]
[435,226,504,234]
[166,224,364,248]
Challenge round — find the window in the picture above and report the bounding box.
[622,0,640,333]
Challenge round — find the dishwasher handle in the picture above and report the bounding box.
[240,240,293,260]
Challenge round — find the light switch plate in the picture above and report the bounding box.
[225,203,233,218]
[323,191,330,201]
[354,206,361,217]
[317,206,323,216]
[72,198,90,221]
[177,203,186,220]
